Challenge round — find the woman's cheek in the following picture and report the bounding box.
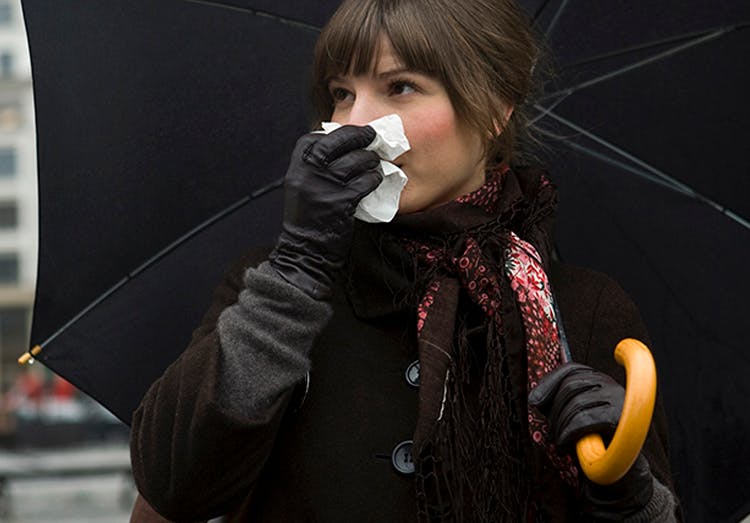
[405,109,456,154]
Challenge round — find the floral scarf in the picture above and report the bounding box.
[346,165,576,521]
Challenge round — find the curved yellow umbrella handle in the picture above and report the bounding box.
[575,338,657,485]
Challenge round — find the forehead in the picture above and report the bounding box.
[337,37,404,78]
[314,0,451,86]
[321,24,432,79]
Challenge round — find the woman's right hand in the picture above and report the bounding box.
[268,125,382,299]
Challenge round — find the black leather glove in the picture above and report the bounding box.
[528,363,654,519]
[268,125,382,299]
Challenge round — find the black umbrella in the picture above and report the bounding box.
[21,0,340,420]
[21,1,749,521]
[522,2,750,521]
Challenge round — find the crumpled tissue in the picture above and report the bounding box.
[320,114,410,223]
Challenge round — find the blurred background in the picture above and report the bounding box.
[0,1,134,521]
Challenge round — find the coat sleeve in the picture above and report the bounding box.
[129,251,333,522]
[565,267,681,522]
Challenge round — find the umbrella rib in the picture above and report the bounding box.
[531,0,552,23]
[130,176,283,276]
[561,22,750,71]
[528,92,570,126]
[531,0,555,25]
[540,25,737,101]
[558,139,685,195]
[33,177,285,353]
[543,0,570,38]
[184,0,322,33]
[36,277,130,351]
[540,108,694,196]
[535,106,750,231]
[563,158,745,356]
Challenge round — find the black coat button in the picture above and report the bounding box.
[405,360,420,388]
[391,440,415,475]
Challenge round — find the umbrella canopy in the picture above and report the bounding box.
[524,2,750,521]
[22,1,749,521]
[22,0,339,419]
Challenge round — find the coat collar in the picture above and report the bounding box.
[343,165,557,320]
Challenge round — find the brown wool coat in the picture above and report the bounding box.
[129,250,677,522]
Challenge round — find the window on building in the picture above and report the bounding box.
[0,3,11,26]
[0,307,28,353]
[0,200,17,228]
[0,52,12,78]
[0,252,18,283]
[0,147,16,176]
[0,102,21,131]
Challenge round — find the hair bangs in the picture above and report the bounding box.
[379,5,443,77]
[312,0,542,164]
[314,1,382,83]
[311,0,445,123]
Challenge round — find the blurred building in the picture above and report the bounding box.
[0,0,37,395]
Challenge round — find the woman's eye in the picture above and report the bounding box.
[390,81,417,96]
[330,87,352,103]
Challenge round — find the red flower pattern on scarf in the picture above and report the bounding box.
[505,232,578,484]
[410,167,578,486]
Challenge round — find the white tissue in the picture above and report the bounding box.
[320,114,410,223]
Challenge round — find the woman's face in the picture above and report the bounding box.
[329,38,487,214]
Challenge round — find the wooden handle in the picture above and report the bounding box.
[575,338,657,485]
[18,345,42,365]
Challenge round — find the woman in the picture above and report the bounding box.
[130,0,680,521]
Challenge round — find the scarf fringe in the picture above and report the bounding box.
[415,289,530,522]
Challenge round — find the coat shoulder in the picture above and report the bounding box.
[549,261,628,306]
[549,260,649,364]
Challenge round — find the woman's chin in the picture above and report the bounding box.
[397,198,450,216]
[396,197,423,216]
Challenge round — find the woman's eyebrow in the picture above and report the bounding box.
[326,67,425,84]
[326,74,348,84]
[376,67,416,79]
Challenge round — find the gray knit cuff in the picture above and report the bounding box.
[216,261,332,416]
[622,477,677,523]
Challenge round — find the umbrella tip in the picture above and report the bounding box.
[18,345,42,365]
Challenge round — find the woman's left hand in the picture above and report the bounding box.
[528,363,655,518]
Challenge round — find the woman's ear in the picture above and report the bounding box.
[494,105,514,136]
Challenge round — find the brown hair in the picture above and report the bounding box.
[311,0,542,165]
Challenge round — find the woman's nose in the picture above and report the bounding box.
[342,95,387,126]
